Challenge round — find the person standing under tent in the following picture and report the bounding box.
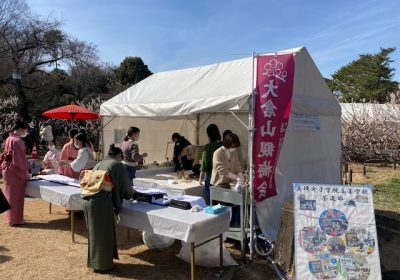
[59,133,96,173]
[120,127,147,180]
[82,144,134,272]
[1,119,31,226]
[171,132,193,171]
[58,128,80,179]
[199,124,222,204]
[211,133,244,187]
[211,132,244,227]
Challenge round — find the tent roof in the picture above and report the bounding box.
[100,47,304,117]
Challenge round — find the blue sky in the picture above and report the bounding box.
[27,0,400,80]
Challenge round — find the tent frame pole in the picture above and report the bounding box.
[249,52,256,261]
[229,111,249,130]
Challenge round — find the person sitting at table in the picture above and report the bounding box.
[41,141,61,174]
[58,128,80,179]
[172,132,193,171]
[199,124,222,204]
[82,144,134,272]
[120,126,148,179]
[59,133,96,173]
[211,132,244,187]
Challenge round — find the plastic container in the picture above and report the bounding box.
[204,204,226,215]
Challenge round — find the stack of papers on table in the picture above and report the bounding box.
[36,174,80,187]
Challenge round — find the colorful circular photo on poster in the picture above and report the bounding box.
[327,237,346,256]
[299,226,327,254]
[339,252,370,280]
[345,228,375,256]
[319,209,348,236]
[308,252,338,280]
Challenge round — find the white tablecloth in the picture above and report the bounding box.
[136,166,175,178]
[25,179,82,210]
[25,179,230,242]
[119,201,230,243]
[133,173,205,198]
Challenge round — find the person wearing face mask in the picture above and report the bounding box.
[211,133,244,187]
[1,119,31,226]
[58,128,80,179]
[41,141,61,174]
[82,144,134,273]
[59,133,96,173]
[120,127,147,180]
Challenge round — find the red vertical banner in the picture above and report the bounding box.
[253,54,295,202]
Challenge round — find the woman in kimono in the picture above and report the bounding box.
[83,144,134,272]
[59,133,96,173]
[1,119,31,226]
[58,128,80,178]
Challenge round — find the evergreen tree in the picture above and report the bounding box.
[115,57,152,86]
[327,48,398,103]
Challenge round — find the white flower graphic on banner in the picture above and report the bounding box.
[258,141,275,158]
[262,58,287,82]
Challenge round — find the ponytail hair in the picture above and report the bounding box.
[124,126,140,141]
[108,144,123,157]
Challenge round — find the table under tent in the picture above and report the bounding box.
[100,47,342,254]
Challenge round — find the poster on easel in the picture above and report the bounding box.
[293,183,381,280]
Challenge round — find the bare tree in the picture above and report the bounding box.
[341,103,400,162]
[0,0,98,118]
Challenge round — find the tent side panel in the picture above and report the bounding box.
[102,116,197,164]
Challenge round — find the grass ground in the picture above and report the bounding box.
[349,163,400,215]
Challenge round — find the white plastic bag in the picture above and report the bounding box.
[142,231,175,250]
[177,237,238,267]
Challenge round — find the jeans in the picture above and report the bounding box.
[204,174,211,205]
[124,165,136,180]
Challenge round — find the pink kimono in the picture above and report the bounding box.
[1,133,31,225]
[58,141,80,179]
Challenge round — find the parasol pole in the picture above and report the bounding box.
[70,112,76,129]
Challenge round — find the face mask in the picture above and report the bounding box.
[228,148,236,153]
[74,144,80,149]
[48,145,55,151]
[21,131,28,138]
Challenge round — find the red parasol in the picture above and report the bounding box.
[42,104,98,128]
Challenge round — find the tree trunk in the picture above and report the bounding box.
[15,79,29,120]
[274,200,295,275]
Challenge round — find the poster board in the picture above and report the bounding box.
[293,183,381,280]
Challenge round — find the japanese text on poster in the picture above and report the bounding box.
[293,183,381,280]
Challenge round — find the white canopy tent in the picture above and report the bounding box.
[100,47,341,241]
